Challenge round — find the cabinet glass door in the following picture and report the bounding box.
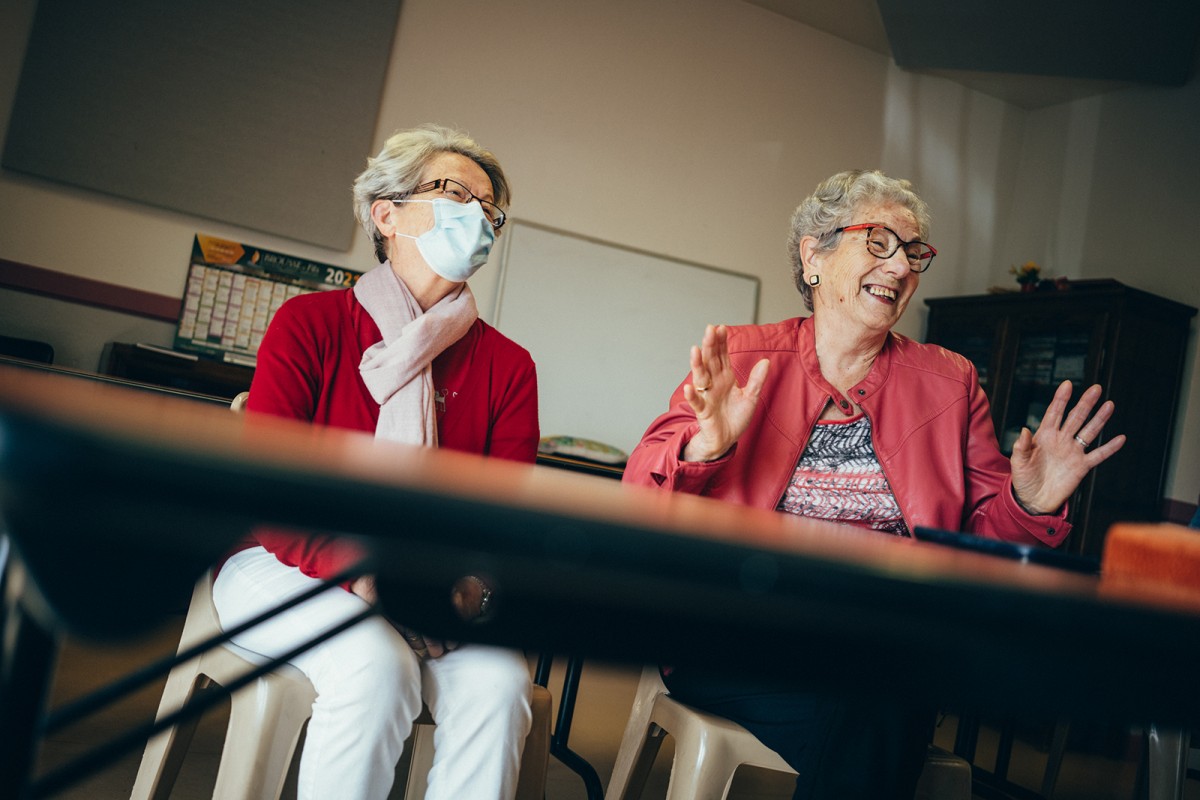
[997,322,1100,455]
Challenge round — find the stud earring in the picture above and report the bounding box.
[808,274,820,287]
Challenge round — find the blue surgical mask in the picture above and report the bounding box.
[394,198,496,282]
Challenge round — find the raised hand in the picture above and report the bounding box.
[1010,381,1125,515]
[682,324,769,462]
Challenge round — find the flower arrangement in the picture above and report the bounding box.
[989,261,1069,294]
[1009,261,1041,289]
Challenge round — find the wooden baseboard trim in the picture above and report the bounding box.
[0,258,181,323]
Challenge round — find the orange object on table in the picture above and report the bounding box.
[1102,522,1200,599]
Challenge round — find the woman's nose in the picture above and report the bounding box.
[882,248,913,277]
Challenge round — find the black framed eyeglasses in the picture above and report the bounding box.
[395,178,506,229]
[834,223,936,272]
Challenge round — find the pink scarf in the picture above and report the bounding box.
[354,263,477,445]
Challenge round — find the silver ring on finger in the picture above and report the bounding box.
[694,385,709,394]
[1073,434,1090,448]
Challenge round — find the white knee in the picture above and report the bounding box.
[305,617,424,736]
[460,651,531,715]
[424,646,532,735]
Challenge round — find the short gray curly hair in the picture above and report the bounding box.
[352,124,511,263]
[786,170,931,311]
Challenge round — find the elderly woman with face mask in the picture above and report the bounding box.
[623,169,1125,799]
[212,125,538,800]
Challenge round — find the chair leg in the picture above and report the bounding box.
[402,722,437,799]
[129,673,209,800]
[1040,719,1070,799]
[609,724,668,800]
[212,675,313,800]
[0,557,58,799]
[1147,724,1188,800]
[515,684,553,800]
[664,724,736,800]
[607,667,669,800]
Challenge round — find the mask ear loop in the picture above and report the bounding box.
[390,197,437,243]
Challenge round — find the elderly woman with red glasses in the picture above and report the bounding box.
[623,169,1124,799]
[213,124,537,800]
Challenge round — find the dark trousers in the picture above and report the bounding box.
[661,665,934,800]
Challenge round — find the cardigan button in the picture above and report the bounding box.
[1046,528,1056,536]
[857,389,866,396]
[839,400,849,409]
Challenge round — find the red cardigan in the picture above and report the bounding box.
[234,287,539,580]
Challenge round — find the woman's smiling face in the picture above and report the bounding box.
[808,202,923,337]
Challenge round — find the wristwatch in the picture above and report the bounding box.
[465,574,492,618]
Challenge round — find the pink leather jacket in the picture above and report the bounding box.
[623,316,1069,547]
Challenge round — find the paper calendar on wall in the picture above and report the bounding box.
[175,234,361,365]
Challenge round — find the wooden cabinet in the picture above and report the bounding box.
[924,280,1196,559]
[102,342,254,400]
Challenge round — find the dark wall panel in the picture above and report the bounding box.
[3,0,401,250]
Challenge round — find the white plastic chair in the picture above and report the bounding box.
[130,569,318,800]
[154,391,550,799]
[606,665,972,800]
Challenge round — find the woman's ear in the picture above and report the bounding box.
[798,235,824,280]
[370,198,397,237]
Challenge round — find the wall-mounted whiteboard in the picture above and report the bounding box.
[492,222,760,456]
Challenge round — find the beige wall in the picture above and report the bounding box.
[1,0,1196,502]
[1000,79,1200,504]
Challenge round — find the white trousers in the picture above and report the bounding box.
[212,547,532,800]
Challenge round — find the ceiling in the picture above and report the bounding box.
[745,0,1200,109]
